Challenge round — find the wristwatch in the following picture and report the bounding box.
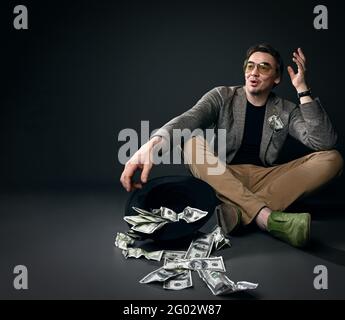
[297,89,312,99]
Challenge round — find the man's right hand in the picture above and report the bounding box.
[120,136,162,192]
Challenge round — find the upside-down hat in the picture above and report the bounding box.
[124,175,220,241]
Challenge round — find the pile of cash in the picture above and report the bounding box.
[124,206,208,234]
[114,207,258,295]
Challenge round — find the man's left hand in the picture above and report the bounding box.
[287,48,309,92]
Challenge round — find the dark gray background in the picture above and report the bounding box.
[0,0,345,300]
[0,0,344,194]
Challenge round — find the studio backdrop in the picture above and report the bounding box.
[0,0,343,204]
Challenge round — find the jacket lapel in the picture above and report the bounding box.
[232,87,247,150]
[259,92,282,164]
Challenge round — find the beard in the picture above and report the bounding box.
[247,86,263,96]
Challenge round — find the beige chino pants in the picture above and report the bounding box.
[183,136,344,225]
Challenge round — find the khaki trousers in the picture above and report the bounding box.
[183,136,344,225]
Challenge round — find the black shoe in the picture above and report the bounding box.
[216,203,242,235]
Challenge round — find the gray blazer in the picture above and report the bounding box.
[152,86,338,166]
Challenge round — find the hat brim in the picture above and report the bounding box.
[124,175,220,241]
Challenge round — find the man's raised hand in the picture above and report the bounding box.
[287,47,309,92]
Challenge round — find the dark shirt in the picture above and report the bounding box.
[231,100,266,166]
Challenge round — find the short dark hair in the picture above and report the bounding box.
[244,43,284,81]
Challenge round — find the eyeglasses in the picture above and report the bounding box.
[243,61,275,75]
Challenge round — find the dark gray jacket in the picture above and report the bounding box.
[152,86,337,166]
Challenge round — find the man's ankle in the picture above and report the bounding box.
[255,206,272,230]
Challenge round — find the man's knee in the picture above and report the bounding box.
[329,150,344,176]
[310,149,344,177]
[183,135,227,176]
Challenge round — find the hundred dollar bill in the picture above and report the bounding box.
[151,206,208,223]
[159,207,179,222]
[134,207,168,220]
[211,226,231,250]
[114,232,135,250]
[122,247,163,261]
[162,250,187,260]
[139,266,185,284]
[137,214,167,223]
[185,232,215,259]
[131,221,168,234]
[133,207,172,222]
[164,256,226,272]
[132,207,162,217]
[178,207,208,223]
[124,215,154,226]
[184,227,230,260]
[198,270,258,295]
[163,270,193,290]
[161,255,190,290]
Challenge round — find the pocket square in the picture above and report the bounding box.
[268,115,284,131]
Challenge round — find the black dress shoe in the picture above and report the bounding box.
[216,203,242,235]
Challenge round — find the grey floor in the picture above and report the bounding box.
[1,189,345,300]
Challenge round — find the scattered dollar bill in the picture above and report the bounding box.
[139,266,185,284]
[122,247,163,261]
[163,270,193,290]
[185,232,215,259]
[160,207,179,222]
[178,207,208,223]
[211,226,231,250]
[184,226,230,260]
[114,232,135,250]
[198,270,258,295]
[162,250,187,260]
[164,257,226,272]
[124,215,155,226]
[131,221,168,234]
[137,214,167,223]
[161,255,190,290]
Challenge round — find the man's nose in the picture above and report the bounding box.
[250,65,260,76]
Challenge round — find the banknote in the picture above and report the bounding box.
[185,232,214,259]
[137,214,167,223]
[162,250,187,260]
[164,257,226,272]
[114,232,135,250]
[132,207,161,217]
[131,221,168,234]
[178,207,208,223]
[198,270,258,295]
[139,266,184,284]
[163,270,193,290]
[124,215,154,226]
[160,207,179,222]
[211,226,231,250]
[122,247,163,261]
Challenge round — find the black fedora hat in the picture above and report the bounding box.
[124,175,220,241]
